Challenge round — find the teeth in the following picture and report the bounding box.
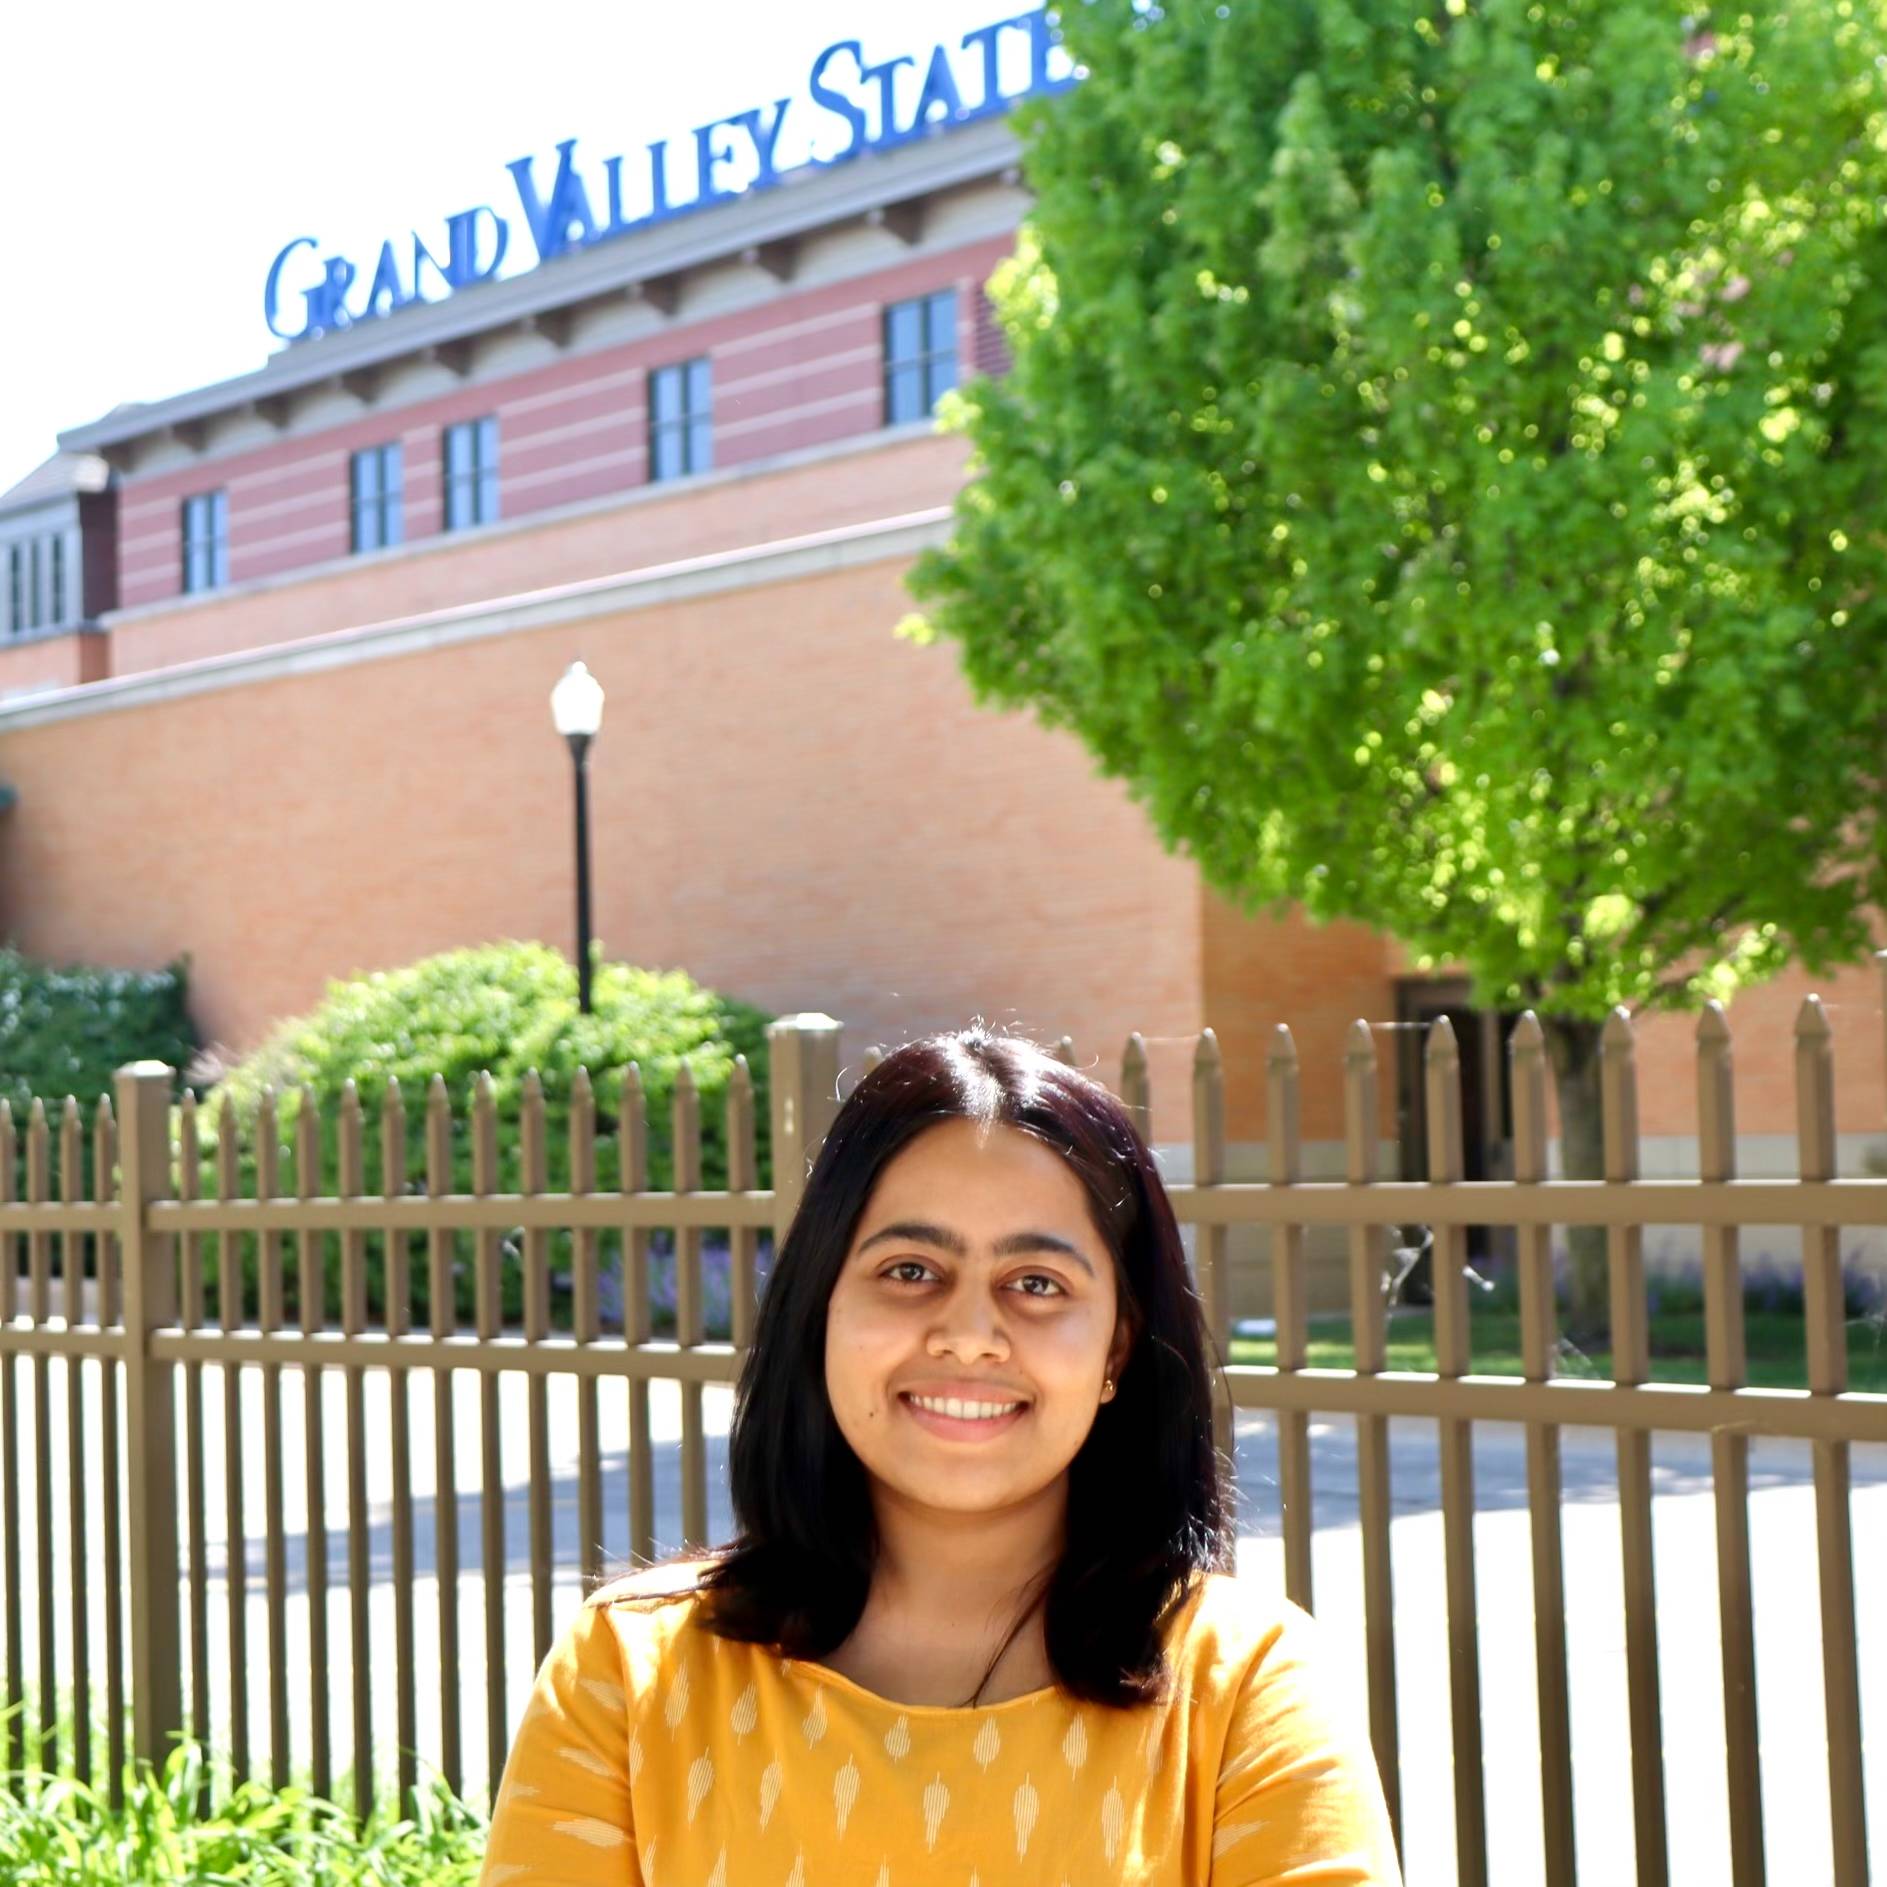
[907,1395,1022,1421]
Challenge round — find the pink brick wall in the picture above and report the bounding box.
[113,236,1011,612]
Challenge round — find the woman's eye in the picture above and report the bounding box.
[1014,1273,1066,1297]
[884,1261,933,1284]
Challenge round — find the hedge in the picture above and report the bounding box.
[190,941,773,1327]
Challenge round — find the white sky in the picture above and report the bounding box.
[0,0,1018,494]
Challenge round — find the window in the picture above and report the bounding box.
[48,535,64,625]
[649,358,712,482]
[5,545,20,636]
[350,442,404,552]
[884,289,958,424]
[26,539,41,629]
[182,490,229,594]
[443,416,499,530]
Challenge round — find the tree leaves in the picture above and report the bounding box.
[909,0,1887,1019]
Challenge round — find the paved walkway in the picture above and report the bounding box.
[2,1360,1882,1884]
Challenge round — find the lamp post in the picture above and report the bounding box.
[550,661,606,1013]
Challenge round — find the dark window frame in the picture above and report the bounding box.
[443,416,500,531]
[350,441,405,553]
[649,357,713,483]
[181,490,229,595]
[883,288,959,425]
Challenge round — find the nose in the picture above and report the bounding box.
[926,1278,1010,1360]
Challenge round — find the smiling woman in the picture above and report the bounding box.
[480,1028,1400,1886]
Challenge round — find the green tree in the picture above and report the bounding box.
[905,0,1887,1325]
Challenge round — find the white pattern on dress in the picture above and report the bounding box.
[784,1849,806,1887]
[802,1683,829,1749]
[884,1713,911,1761]
[687,1752,714,1825]
[559,1744,614,1779]
[553,1817,629,1849]
[484,1867,527,1886]
[664,1664,691,1735]
[1214,1818,1270,1858]
[1014,1773,1040,1857]
[873,1864,891,1887]
[835,1753,862,1836]
[759,1758,783,1831]
[1062,1712,1088,1777]
[731,1681,758,1738]
[971,1715,1001,1771]
[1101,1779,1125,1863]
[705,1848,727,1887]
[629,1728,644,1785]
[578,1675,627,1713]
[922,1773,950,1852]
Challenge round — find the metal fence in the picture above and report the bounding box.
[1,1000,1885,1886]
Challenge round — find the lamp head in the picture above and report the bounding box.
[551,660,605,739]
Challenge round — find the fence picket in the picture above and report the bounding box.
[61,1096,95,1788]
[339,1081,373,1827]
[1342,1019,1399,1849]
[727,1057,758,1356]
[257,1087,290,1789]
[1795,995,1867,1886]
[1697,1002,1762,1887]
[216,1097,247,1790]
[674,1060,707,1552]
[570,1069,602,1593]
[26,1101,53,1774]
[521,1071,554,1670]
[1425,1017,1486,1887]
[95,1095,123,1810]
[472,1071,506,1793]
[0,1099,17,1779]
[1120,1033,1151,1147]
[1511,1014,1573,1887]
[424,1075,460,1795]
[174,1090,207,1802]
[381,1078,418,1817]
[1266,1027,1313,1613]
[297,1091,331,1801]
[1191,1031,1232,1476]
[1602,1009,1668,1887]
[621,1065,654,1565]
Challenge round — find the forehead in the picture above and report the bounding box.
[856,1119,1092,1227]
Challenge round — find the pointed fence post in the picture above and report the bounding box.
[768,1015,843,1247]
[116,1061,183,1775]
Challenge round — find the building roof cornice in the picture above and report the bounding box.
[57,116,1023,462]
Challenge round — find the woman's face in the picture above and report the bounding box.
[823,1118,1133,1521]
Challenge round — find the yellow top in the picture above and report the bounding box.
[479,1566,1401,1886]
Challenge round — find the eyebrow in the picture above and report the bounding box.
[855,1219,1096,1279]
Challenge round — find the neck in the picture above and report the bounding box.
[866,1477,1067,1637]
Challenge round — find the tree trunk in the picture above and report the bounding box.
[1540,1013,1608,1342]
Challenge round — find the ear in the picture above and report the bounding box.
[1107,1313,1136,1383]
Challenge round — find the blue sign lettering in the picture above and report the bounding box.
[263,5,1075,343]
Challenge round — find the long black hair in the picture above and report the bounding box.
[638,1026,1235,1709]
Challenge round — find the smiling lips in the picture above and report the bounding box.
[899,1391,1031,1438]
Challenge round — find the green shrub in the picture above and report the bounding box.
[0,946,196,1125]
[0,1732,485,1885]
[191,941,773,1326]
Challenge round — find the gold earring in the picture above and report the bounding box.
[1102,1377,1115,1400]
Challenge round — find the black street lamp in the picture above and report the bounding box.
[550,660,606,1013]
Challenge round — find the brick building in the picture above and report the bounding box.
[1,24,1882,1304]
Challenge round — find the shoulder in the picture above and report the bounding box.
[585,1555,719,1608]
[579,1556,723,1695]
[1165,1569,1320,1700]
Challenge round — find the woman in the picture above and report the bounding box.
[481,1028,1400,1885]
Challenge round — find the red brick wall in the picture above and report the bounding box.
[0,555,1202,1095]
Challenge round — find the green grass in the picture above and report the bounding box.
[0,1730,486,1885]
[1228,1305,1887,1394]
